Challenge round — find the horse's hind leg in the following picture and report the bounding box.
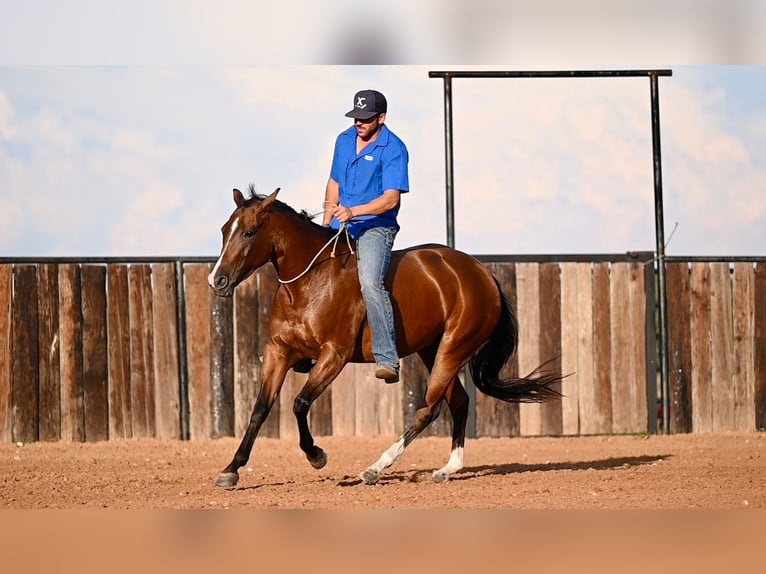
[432,377,468,482]
[359,347,453,485]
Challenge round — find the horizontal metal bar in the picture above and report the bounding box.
[429,70,673,79]
[474,252,655,264]
[665,256,766,263]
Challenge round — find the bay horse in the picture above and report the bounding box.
[209,186,563,488]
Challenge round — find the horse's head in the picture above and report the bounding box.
[208,187,280,297]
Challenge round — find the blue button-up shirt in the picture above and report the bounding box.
[329,124,409,238]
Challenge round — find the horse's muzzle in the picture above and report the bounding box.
[209,274,235,297]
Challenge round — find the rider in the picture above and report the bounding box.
[322,89,410,383]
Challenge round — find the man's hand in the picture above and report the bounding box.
[332,204,355,223]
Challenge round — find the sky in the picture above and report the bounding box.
[1,1,765,258]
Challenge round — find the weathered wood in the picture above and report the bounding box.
[310,378,335,438]
[517,262,542,436]
[690,263,713,432]
[36,264,61,441]
[233,273,260,437]
[152,263,181,440]
[474,263,519,437]
[731,263,755,432]
[559,263,580,435]
[665,262,692,433]
[709,263,735,432]
[755,262,766,431]
[589,262,612,434]
[575,263,597,434]
[184,264,212,440]
[354,363,382,436]
[12,265,39,443]
[538,262,563,436]
[128,265,155,438]
[376,367,403,437]
[210,289,234,438]
[609,263,631,433]
[107,265,131,439]
[331,363,356,436]
[58,264,85,442]
[81,265,109,442]
[0,265,12,442]
[627,262,648,432]
[256,266,280,438]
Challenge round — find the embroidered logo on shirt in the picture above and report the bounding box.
[364,155,373,161]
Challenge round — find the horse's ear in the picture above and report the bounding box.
[260,187,281,211]
[233,188,246,207]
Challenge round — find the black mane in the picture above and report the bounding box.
[244,183,326,229]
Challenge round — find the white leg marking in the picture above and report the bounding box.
[367,436,406,475]
[433,445,464,482]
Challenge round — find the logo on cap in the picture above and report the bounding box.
[356,96,367,110]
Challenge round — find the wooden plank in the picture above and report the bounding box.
[309,379,335,438]
[627,262,648,432]
[690,263,713,432]
[256,266,280,438]
[474,263,519,437]
[589,262,612,433]
[152,263,181,440]
[0,265,13,442]
[517,262,541,436]
[709,263,735,432]
[107,265,131,439]
[573,263,596,434]
[210,291,234,438]
[128,265,156,438]
[538,262,563,436]
[58,264,84,442]
[331,363,356,436]
[36,263,61,441]
[665,262,692,433]
[731,262,755,432]
[354,363,381,436]
[12,265,39,443]
[81,265,109,442]
[559,263,580,435]
[609,263,631,433]
[184,263,212,440]
[755,262,766,431]
[233,273,260,438]
[375,366,402,437]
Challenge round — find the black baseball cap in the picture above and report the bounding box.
[345,89,387,120]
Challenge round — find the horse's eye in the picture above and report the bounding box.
[244,229,256,239]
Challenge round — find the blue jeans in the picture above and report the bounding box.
[356,226,398,368]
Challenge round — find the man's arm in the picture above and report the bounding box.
[323,178,340,226]
[333,189,400,223]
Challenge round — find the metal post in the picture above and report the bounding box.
[649,73,670,433]
[442,74,456,248]
[174,260,191,440]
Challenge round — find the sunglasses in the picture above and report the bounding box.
[354,114,380,124]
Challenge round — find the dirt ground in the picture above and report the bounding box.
[1,432,764,509]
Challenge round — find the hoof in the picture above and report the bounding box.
[432,470,450,483]
[215,472,239,488]
[308,447,327,469]
[359,468,380,485]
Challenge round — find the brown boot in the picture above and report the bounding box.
[374,364,399,384]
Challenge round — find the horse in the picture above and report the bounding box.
[208,186,563,488]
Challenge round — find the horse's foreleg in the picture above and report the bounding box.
[432,377,469,482]
[293,349,345,470]
[215,348,290,488]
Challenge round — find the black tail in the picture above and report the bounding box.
[469,281,564,403]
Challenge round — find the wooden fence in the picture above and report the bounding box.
[1,253,763,443]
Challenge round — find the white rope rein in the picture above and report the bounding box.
[277,215,355,285]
